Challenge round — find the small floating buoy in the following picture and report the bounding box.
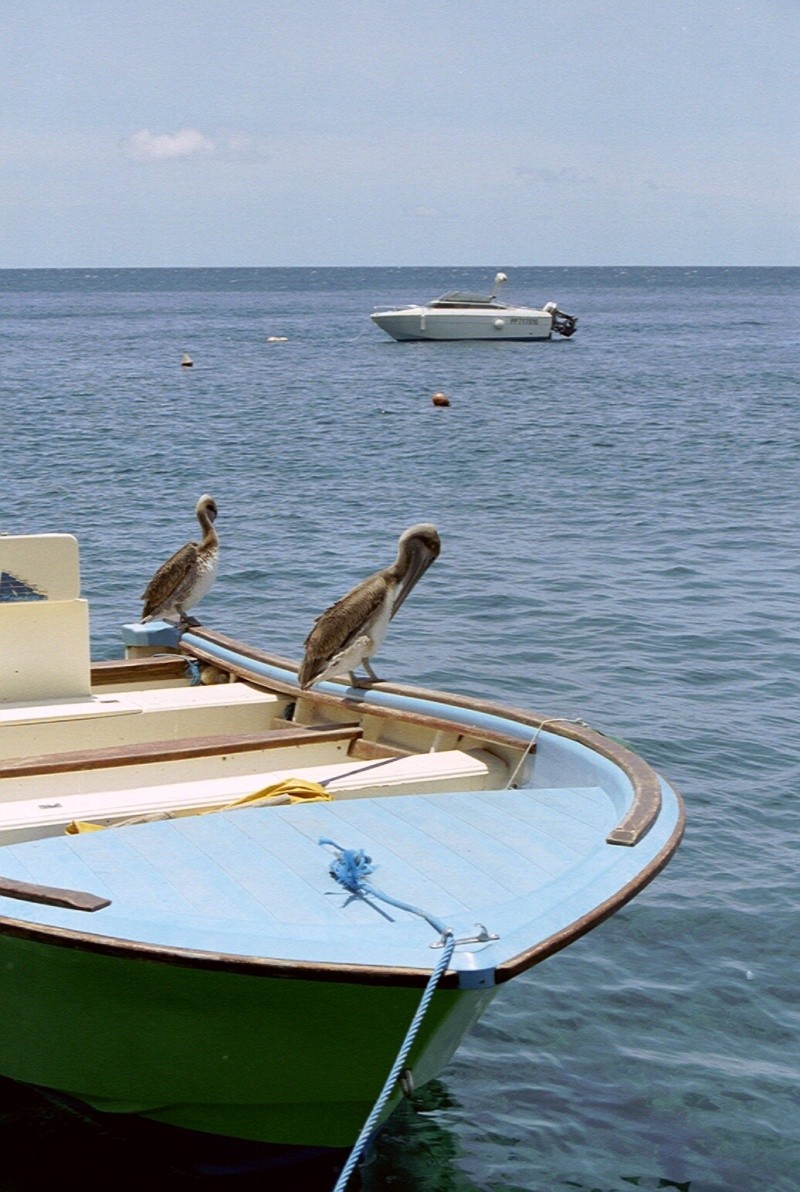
[431,392,451,408]
[267,336,288,343]
[181,354,193,367]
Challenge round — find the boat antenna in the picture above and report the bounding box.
[492,271,508,296]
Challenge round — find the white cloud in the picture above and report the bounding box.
[123,128,215,163]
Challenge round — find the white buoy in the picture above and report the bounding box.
[181,354,193,367]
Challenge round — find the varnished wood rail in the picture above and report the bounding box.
[0,724,362,780]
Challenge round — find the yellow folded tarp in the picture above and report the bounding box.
[66,778,331,834]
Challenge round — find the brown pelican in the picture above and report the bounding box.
[140,494,219,626]
[298,523,441,689]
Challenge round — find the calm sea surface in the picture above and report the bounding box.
[0,267,798,1191]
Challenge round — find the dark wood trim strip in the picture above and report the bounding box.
[91,656,190,685]
[0,725,362,779]
[0,877,110,913]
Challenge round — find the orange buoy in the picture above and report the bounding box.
[431,392,451,407]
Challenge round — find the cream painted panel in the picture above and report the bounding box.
[0,534,81,602]
[0,600,91,701]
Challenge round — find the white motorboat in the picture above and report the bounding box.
[370,272,577,342]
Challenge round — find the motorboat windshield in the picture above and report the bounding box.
[428,290,506,309]
[427,270,509,308]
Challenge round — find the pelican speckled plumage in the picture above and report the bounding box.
[298,523,441,690]
[140,494,219,626]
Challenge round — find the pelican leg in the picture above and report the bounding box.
[347,664,382,688]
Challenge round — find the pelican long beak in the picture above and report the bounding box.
[391,543,438,618]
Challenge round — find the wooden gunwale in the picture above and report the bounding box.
[182,627,662,845]
[182,639,533,754]
[496,792,685,980]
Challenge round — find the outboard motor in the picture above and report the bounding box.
[543,302,578,338]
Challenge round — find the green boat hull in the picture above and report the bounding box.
[0,932,495,1147]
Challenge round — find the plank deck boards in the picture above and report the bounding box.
[0,786,615,937]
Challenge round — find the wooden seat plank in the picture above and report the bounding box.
[0,725,362,779]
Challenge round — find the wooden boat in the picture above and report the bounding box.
[0,533,684,1162]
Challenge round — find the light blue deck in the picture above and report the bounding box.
[0,783,681,988]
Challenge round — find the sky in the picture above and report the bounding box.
[1,1,797,267]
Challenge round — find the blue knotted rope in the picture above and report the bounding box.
[319,838,457,1192]
[324,843,375,892]
[319,838,449,937]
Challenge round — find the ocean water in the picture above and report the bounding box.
[0,266,798,1191]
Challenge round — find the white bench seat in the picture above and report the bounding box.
[0,749,499,843]
[0,682,282,759]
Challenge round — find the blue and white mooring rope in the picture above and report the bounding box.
[184,659,203,686]
[319,839,457,1192]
